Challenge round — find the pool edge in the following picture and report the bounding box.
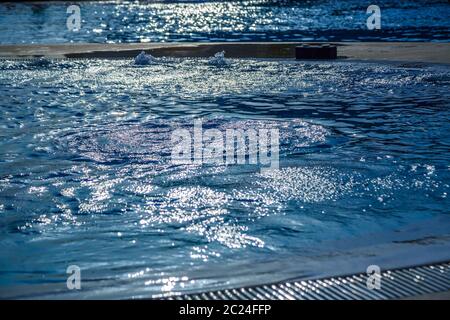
[0,42,449,65]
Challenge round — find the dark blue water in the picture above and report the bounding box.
[0,58,449,298]
[0,0,449,44]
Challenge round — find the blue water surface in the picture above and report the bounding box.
[0,58,449,298]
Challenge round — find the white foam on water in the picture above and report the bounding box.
[134,51,158,65]
[208,51,230,66]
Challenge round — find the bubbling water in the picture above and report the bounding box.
[0,58,449,299]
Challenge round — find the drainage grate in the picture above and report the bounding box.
[168,261,450,300]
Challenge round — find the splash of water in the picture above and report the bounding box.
[208,51,230,66]
[134,51,158,65]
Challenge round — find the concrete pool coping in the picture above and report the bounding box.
[0,42,450,65]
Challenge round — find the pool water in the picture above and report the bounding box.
[0,58,449,298]
[0,0,449,44]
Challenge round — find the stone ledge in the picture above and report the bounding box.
[0,42,449,64]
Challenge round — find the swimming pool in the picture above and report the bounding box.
[0,57,449,298]
[0,0,449,44]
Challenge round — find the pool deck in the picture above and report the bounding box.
[0,42,450,64]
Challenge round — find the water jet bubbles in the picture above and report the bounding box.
[134,51,158,65]
[208,51,230,66]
